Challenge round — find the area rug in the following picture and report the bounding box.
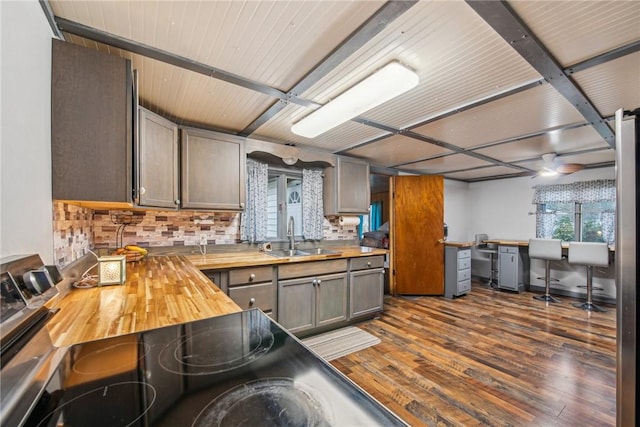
[302,326,381,361]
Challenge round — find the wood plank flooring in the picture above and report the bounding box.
[331,282,616,427]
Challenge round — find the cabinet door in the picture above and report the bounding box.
[349,269,384,318]
[138,108,179,208]
[51,39,133,204]
[324,157,370,215]
[315,273,348,328]
[498,250,518,290]
[181,128,246,210]
[278,277,315,334]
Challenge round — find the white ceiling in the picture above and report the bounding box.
[46,0,640,182]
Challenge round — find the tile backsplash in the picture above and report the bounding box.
[52,201,359,267]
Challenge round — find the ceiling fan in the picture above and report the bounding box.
[537,153,585,176]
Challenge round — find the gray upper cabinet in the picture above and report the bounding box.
[51,39,133,204]
[324,157,370,215]
[180,128,246,211]
[137,107,179,208]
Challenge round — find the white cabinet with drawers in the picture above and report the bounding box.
[444,246,472,299]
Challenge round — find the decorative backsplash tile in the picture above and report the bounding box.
[52,202,359,268]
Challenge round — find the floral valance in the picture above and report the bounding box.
[532,179,616,204]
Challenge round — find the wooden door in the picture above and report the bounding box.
[391,175,445,295]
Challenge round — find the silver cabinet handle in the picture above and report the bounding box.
[249,297,255,306]
[240,202,245,208]
[312,279,317,286]
[174,199,180,205]
[367,261,371,267]
[139,186,146,195]
[249,273,255,281]
[317,279,322,286]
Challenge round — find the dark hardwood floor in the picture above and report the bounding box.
[331,282,616,427]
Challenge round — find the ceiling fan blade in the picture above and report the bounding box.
[556,163,585,174]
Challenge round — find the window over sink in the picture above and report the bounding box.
[267,168,303,240]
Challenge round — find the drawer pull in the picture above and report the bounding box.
[249,297,256,306]
[249,273,256,281]
[367,261,371,267]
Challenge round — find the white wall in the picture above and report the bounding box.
[465,167,616,241]
[1,1,55,263]
[443,179,470,242]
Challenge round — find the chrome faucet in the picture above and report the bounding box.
[287,216,295,251]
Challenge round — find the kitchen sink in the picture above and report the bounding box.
[309,248,342,256]
[267,249,311,258]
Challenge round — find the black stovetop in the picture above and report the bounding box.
[22,309,406,427]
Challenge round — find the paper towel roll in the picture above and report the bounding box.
[339,216,361,226]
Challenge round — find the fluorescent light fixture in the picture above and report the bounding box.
[291,61,419,138]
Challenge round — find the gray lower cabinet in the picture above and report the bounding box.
[181,127,246,211]
[278,259,348,334]
[444,246,472,299]
[137,107,179,208]
[498,245,529,292]
[203,266,276,318]
[349,256,385,318]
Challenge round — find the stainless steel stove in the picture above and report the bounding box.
[1,255,407,427]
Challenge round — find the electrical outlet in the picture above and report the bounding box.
[199,235,208,246]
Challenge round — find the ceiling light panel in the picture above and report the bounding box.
[284,2,540,131]
[571,52,640,118]
[445,166,524,181]
[50,1,383,90]
[473,126,610,163]
[411,84,586,149]
[344,134,451,167]
[509,1,640,66]
[291,62,419,138]
[399,153,496,174]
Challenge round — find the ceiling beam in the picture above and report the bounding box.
[465,0,616,148]
[238,0,418,137]
[566,39,640,75]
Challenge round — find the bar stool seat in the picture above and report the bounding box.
[528,238,563,303]
[568,242,609,312]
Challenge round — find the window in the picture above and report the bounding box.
[533,180,615,244]
[266,169,303,240]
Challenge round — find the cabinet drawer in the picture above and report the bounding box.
[457,249,471,259]
[228,282,274,311]
[499,246,518,254]
[457,279,471,293]
[229,266,273,285]
[279,259,347,280]
[349,256,385,271]
[458,268,471,281]
[458,257,471,270]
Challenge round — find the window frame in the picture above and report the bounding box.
[266,167,303,241]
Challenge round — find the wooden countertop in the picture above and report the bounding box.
[443,241,475,248]
[186,246,388,269]
[483,239,529,247]
[45,255,241,347]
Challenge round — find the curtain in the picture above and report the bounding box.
[535,212,557,238]
[302,168,324,240]
[240,159,268,242]
[601,210,616,244]
[370,200,383,231]
[532,179,616,204]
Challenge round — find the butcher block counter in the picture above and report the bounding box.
[186,245,388,269]
[45,255,241,347]
[44,246,387,347]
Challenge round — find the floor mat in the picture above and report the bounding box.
[302,326,381,361]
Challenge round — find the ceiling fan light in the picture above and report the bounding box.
[539,167,558,177]
[291,61,419,138]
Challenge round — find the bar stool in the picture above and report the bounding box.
[528,238,562,303]
[475,234,498,288]
[568,242,609,312]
